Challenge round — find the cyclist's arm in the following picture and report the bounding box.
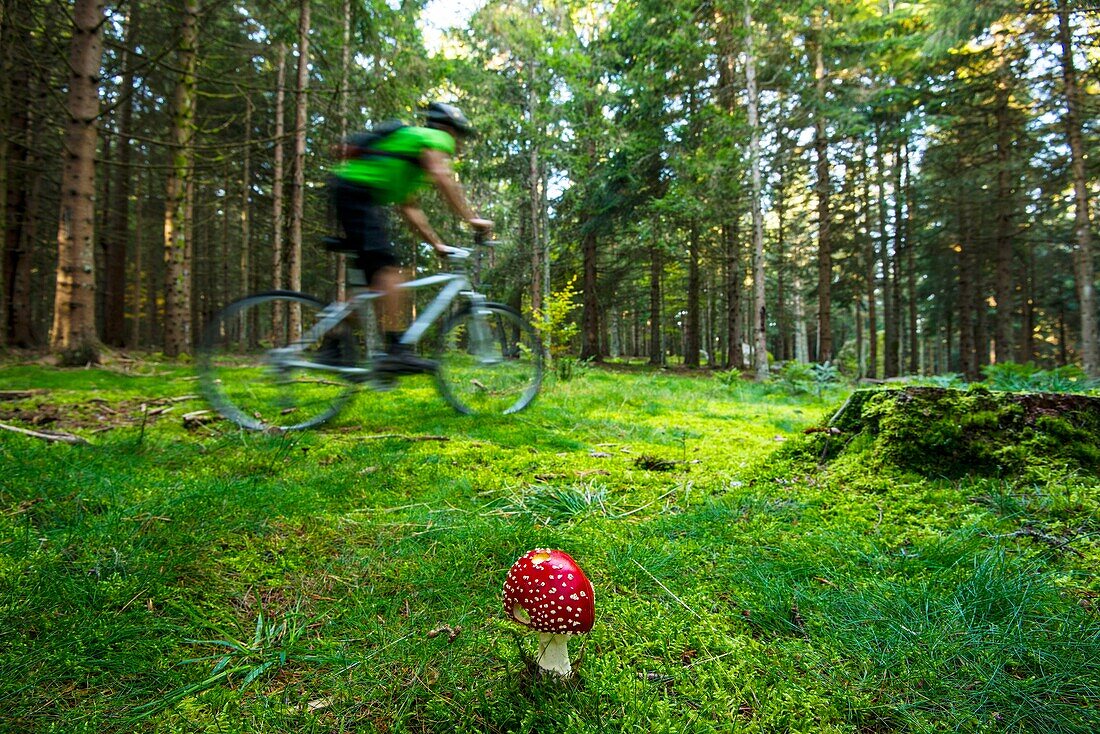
[397,202,450,256]
[420,149,490,231]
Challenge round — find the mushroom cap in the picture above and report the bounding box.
[502,549,594,634]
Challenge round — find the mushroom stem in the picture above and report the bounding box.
[536,632,573,677]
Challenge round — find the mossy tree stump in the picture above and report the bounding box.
[823,387,1100,478]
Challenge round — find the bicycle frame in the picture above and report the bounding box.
[274,254,488,377]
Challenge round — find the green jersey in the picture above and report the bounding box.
[333,126,456,205]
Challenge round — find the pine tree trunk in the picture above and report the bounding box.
[240,95,253,343]
[162,0,199,358]
[4,40,32,348]
[51,0,105,359]
[775,226,787,363]
[332,0,349,303]
[580,226,600,361]
[793,275,808,364]
[878,130,896,377]
[775,145,790,363]
[862,147,877,379]
[745,0,768,380]
[130,172,143,346]
[649,242,662,366]
[17,113,43,348]
[685,222,700,368]
[957,195,976,379]
[104,3,137,347]
[580,120,600,362]
[890,138,903,374]
[287,0,310,340]
[725,219,743,369]
[904,140,917,374]
[335,0,350,302]
[812,9,832,363]
[1019,244,1035,363]
[992,27,1015,365]
[0,0,8,349]
[1058,0,1098,377]
[526,58,543,316]
[272,42,287,342]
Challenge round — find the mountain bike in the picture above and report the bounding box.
[197,234,543,431]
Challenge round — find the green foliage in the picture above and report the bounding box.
[770,360,842,398]
[533,275,582,380]
[2,364,1098,733]
[912,372,969,389]
[815,387,1100,479]
[981,362,1099,394]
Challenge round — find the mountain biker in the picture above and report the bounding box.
[330,101,493,374]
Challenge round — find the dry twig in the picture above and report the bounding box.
[0,422,89,446]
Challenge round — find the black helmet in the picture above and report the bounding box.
[424,101,473,137]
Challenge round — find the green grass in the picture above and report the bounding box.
[1,362,1098,732]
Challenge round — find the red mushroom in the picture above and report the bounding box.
[502,548,594,677]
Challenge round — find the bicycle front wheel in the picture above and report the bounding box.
[436,303,543,415]
[198,291,357,431]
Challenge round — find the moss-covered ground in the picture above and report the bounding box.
[1,363,1098,733]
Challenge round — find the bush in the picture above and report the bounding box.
[532,276,581,380]
[981,362,1097,394]
[770,361,841,397]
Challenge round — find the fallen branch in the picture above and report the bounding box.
[360,434,450,442]
[159,394,199,404]
[0,422,89,446]
[182,410,219,430]
[827,392,856,427]
[0,390,45,401]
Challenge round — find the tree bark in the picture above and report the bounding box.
[579,115,600,362]
[580,225,600,361]
[130,171,143,346]
[1019,243,1035,363]
[878,129,896,377]
[3,32,33,348]
[51,0,105,359]
[0,4,7,350]
[957,189,980,379]
[793,275,808,364]
[648,242,662,366]
[335,0,350,303]
[992,25,1015,365]
[890,137,903,373]
[745,0,768,380]
[526,57,543,316]
[1057,0,1098,376]
[163,0,199,358]
[272,42,287,342]
[862,146,877,378]
[811,9,832,363]
[904,140,917,374]
[103,3,138,347]
[287,0,310,340]
[685,221,701,368]
[725,219,743,369]
[240,94,253,343]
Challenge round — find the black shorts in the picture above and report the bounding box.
[331,177,400,284]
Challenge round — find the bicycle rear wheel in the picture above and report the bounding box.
[435,302,543,415]
[198,291,357,431]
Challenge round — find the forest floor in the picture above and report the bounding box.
[1,360,1098,733]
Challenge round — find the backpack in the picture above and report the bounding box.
[341,120,421,166]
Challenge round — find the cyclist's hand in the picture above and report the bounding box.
[468,218,493,233]
[434,243,457,258]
